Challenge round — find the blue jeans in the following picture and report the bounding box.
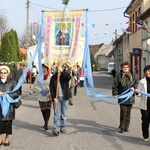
[53,96,69,132]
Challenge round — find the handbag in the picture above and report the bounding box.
[14,100,22,109]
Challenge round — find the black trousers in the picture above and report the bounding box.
[74,86,78,95]
[140,109,150,139]
[120,104,132,130]
[0,120,13,134]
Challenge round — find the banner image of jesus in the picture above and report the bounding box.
[55,23,71,45]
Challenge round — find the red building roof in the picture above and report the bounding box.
[20,48,27,54]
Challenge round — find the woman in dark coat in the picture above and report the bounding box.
[112,62,139,133]
[0,65,20,146]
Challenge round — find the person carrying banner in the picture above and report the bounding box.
[0,65,20,146]
[49,65,71,136]
[112,62,139,133]
[34,63,51,130]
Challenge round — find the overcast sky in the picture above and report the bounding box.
[0,0,131,44]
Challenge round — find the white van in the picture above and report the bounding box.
[107,62,114,74]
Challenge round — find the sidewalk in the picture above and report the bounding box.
[21,83,35,99]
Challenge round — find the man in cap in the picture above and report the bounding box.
[12,63,23,95]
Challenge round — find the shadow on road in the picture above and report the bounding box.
[13,119,52,137]
[67,118,150,147]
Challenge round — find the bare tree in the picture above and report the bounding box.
[0,10,9,39]
[19,27,27,48]
[19,22,40,48]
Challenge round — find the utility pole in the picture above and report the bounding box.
[26,0,32,88]
[115,29,117,40]
[26,0,30,50]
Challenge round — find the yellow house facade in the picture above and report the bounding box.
[124,0,143,79]
[138,0,150,77]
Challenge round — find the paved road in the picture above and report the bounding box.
[5,71,150,150]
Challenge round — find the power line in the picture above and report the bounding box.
[89,6,127,12]
[30,2,57,10]
[30,2,127,12]
[89,33,114,41]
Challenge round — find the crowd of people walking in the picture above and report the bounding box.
[0,61,150,147]
[0,63,83,146]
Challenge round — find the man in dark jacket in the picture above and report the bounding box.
[49,66,71,136]
[112,62,139,133]
[12,63,23,95]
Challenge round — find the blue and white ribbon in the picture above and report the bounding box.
[82,10,136,105]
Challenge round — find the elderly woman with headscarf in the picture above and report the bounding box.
[0,65,20,146]
[112,62,139,133]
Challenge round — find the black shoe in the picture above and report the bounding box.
[52,130,59,136]
[69,100,73,105]
[69,102,73,105]
[3,142,10,146]
[119,128,124,133]
[124,128,129,132]
[42,125,48,130]
[0,142,2,146]
[60,129,66,133]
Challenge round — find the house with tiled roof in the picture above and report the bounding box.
[20,48,27,61]
[96,42,114,70]
[89,43,104,70]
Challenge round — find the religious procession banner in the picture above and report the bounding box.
[43,10,84,67]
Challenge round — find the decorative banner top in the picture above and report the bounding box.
[44,10,84,67]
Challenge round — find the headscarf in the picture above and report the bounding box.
[0,65,10,74]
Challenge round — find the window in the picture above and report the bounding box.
[132,13,135,33]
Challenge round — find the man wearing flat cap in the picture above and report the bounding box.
[12,63,23,95]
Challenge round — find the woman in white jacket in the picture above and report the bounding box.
[34,64,51,130]
[136,65,150,142]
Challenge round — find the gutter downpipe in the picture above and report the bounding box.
[123,6,131,68]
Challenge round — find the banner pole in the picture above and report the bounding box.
[42,8,88,12]
[53,7,66,114]
[54,68,60,114]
